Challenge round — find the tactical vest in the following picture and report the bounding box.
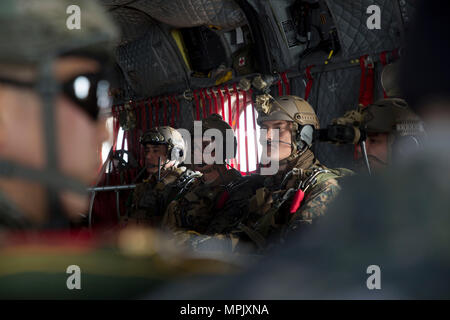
[235,152,353,251]
[162,167,242,233]
[128,166,201,226]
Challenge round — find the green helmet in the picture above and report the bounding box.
[362,98,425,163]
[140,127,186,163]
[0,0,118,65]
[363,98,423,135]
[256,95,320,159]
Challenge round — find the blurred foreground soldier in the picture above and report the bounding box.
[0,0,118,228]
[150,0,450,299]
[0,1,239,299]
[224,95,353,250]
[125,127,200,226]
[162,114,242,234]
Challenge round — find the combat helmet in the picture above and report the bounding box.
[256,94,319,160]
[362,98,425,161]
[140,127,186,164]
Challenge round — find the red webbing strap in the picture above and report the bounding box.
[148,98,153,129]
[121,127,127,183]
[218,85,225,118]
[233,83,240,172]
[193,90,200,121]
[380,51,388,98]
[249,89,259,169]
[243,90,249,174]
[204,88,212,115]
[153,97,159,127]
[392,48,400,60]
[200,88,207,119]
[359,55,375,107]
[210,87,219,114]
[112,105,120,152]
[140,101,146,131]
[281,72,291,95]
[277,79,283,96]
[169,95,176,128]
[174,95,181,128]
[290,189,305,214]
[304,65,315,101]
[224,85,234,168]
[111,105,120,178]
[131,101,139,182]
[162,96,168,126]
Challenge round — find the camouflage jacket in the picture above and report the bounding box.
[237,149,353,249]
[127,166,201,227]
[162,167,242,234]
[176,150,353,253]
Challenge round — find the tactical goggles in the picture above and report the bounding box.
[0,72,112,121]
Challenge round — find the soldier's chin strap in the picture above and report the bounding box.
[359,140,372,175]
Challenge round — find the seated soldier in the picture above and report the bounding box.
[356,98,425,171]
[162,114,242,234]
[124,126,201,226]
[214,95,354,251]
[164,97,352,254]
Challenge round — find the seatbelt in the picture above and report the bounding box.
[281,72,291,95]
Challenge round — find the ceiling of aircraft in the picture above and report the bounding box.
[99,0,417,169]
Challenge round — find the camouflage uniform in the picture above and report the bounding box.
[126,127,201,227]
[167,97,352,253]
[163,167,242,233]
[162,114,243,234]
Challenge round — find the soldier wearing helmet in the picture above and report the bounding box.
[125,126,201,227]
[357,98,425,170]
[165,97,352,253]
[162,114,242,234]
[328,61,426,172]
[356,61,426,170]
[0,0,118,229]
[220,94,354,249]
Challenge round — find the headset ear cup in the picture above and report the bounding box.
[391,135,422,162]
[299,125,314,148]
[170,147,182,162]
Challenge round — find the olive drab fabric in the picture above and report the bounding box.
[0,0,118,65]
[215,149,353,251]
[165,150,352,254]
[162,167,242,233]
[0,228,239,299]
[126,167,201,227]
[140,127,187,163]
